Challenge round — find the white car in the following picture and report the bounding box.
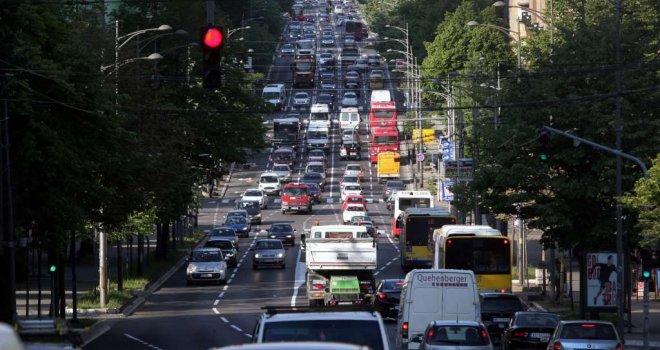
[258,172,282,195]
[242,188,268,209]
[342,203,367,224]
[341,182,362,201]
[343,163,364,181]
[271,164,292,183]
[341,92,359,107]
[186,248,227,285]
[293,92,311,107]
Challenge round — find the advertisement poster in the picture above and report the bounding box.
[441,180,454,201]
[585,252,618,309]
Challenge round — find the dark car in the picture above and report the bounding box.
[373,279,403,319]
[209,227,239,249]
[263,223,296,246]
[383,180,405,199]
[204,237,238,267]
[480,293,528,340]
[306,183,322,203]
[317,92,334,110]
[223,216,251,239]
[235,200,262,224]
[501,312,560,350]
[302,172,325,190]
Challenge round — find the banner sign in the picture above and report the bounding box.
[584,252,618,311]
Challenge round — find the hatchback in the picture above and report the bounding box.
[204,237,238,267]
[416,321,493,350]
[251,239,286,269]
[210,227,239,247]
[186,248,227,285]
[501,312,560,350]
[341,92,359,107]
[547,320,622,350]
[293,92,311,107]
[373,279,404,319]
[480,293,528,340]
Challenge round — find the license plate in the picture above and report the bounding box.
[531,333,550,341]
[201,273,213,278]
[290,197,297,199]
[493,318,510,323]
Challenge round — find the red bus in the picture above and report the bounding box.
[368,101,397,128]
[369,126,399,163]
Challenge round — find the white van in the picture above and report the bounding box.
[309,104,331,128]
[258,172,281,195]
[261,84,286,111]
[339,107,360,130]
[396,269,480,350]
[370,90,392,103]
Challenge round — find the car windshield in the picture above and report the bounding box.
[237,201,258,209]
[304,173,322,179]
[351,216,370,223]
[386,181,404,189]
[344,93,356,99]
[343,176,358,183]
[269,225,292,233]
[307,165,323,172]
[309,150,325,157]
[347,205,364,211]
[255,241,283,250]
[426,325,490,346]
[284,187,307,196]
[261,176,278,183]
[295,93,309,99]
[262,320,384,350]
[481,297,524,312]
[273,165,289,172]
[190,250,222,262]
[345,186,361,191]
[347,165,361,171]
[205,240,233,250]
[225,217,246,225]
[514,313,560,328]
[211,228,235,236]
[373,110,394,118]
[560,324,618,340]
[347,197,363,203]
[244,190,262,197]
[382,280,404,291]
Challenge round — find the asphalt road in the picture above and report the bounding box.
[85,7,407,350]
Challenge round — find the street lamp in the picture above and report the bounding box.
[492,1,553,43]
[228,26,251,38]
[467,20,521,68]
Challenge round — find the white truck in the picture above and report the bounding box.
[304,225,377,307]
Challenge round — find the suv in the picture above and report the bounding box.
[259,172,282,195]
[480,293,527,340]
[281,183,312,214]
[251,239,286,269]
[252,309,390,350]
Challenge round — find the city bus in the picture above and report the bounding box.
[390,190,433,238]
[432,225,512,292]
[369,126,399,163]
[399,208,455,269]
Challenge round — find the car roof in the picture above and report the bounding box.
[430,320,482,327]
[212,342,369,350]
[307,161,324,166]
[207,237,234,242]
[480,292,519,299]
[558,320,615,326]
[256,239,284,244]
[343,182,361,186]
[261,172,279,176]
[192,247,222,252]
[228,209,248,213]
[244,188,262,192]
[265,311,381,322]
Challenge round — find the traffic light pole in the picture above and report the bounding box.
[643,279,649,350]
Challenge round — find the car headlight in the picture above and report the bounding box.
[225,252,234,257]
[277,253,284,258]
[254,253,260,258]
[286,235,292,238]
[187,264,197,273]
[270,235,276,238]
[282,201,289,206]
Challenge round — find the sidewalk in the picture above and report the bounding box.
[514,281,660,349]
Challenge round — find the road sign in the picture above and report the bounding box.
[416,153,425,162]
[441,180,454,201]
[412,128,436,145]
[440,138,454,161]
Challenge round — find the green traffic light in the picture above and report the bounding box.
[49,265,56,272]
[539,154,549,161]
[642,270,651,278]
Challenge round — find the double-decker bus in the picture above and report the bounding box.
[432,225,512,292]
[390,190,433,238]
[399,208,455,269]
[369,126,399,163]
[369,101,397,128]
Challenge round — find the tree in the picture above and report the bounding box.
[622,154,660,246]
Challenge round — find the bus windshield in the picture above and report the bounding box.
[295,62,312,71]
[405,217,455,246]
[374,135,398,143]
[398,197,431,212]
[444,238,510,274]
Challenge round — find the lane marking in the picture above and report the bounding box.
[212,307,219,314]
[221,317,229,323]
[213,299,220,306]
[291,247,305,307]
[245,334,253,338]
[231,325,243,332]
[219,292,225,298]
[124,333,163,350]
[223,285,228,291]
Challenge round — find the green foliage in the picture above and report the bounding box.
[622,154,660,247]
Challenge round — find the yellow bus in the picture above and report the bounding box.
[399,208,455,270]
[432,225,512,292]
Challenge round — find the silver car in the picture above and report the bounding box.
[416,320,493,350]
[271,163,292,183]
[252,239,286,270]
[186,248,227,285]
[341,92,359,107]
[293,92,311,107]
[546,320,622,350]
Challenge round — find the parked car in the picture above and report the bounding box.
[373,279,404,319]
[501,312,560,350]
[241,188,268,209]
[210,227,239,247]
[204,237,238,267]
[546,320,622,350]
[262,223,296,246]
[251,239,286,269]
[186,248,227,285]
[480,293,528,340]
[416,321,493,350]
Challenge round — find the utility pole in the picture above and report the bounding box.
[614,0,625,340]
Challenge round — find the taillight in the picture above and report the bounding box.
[378,292,387,300]
[480,328,488,339]
[616,343,623,350]
[513,331,528,338]
[553,341,562,350]
[402,322,409,338]
[312,283,325,291]
[427,328,435,340]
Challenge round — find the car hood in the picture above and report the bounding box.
[188,261,224,271]
[242,196,263,201]
[225,224,248,231]
[254,249,284,256]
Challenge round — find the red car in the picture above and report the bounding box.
[342,194,367,211]
[280,183,312,214]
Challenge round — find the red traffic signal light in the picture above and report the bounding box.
[203,27,224,49]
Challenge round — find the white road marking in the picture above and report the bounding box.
[231,325,243,332]
[245,334,253,338]
[213,299,220,306]
[221,317,229,323]
[227,278,233,284]
[291,248,305,307]
[223,285,229,291]
[212,307,219,314]
[219,292,225,298]
[124,333,163,350]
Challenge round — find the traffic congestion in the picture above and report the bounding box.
[78,0,626,349]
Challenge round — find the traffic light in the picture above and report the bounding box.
[49,264,56,273]
[640,249,653,282]
[200,25,224,89]
[538,129,550,161]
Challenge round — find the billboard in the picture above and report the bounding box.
[412,128,436,145]
[584,252,618,310]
